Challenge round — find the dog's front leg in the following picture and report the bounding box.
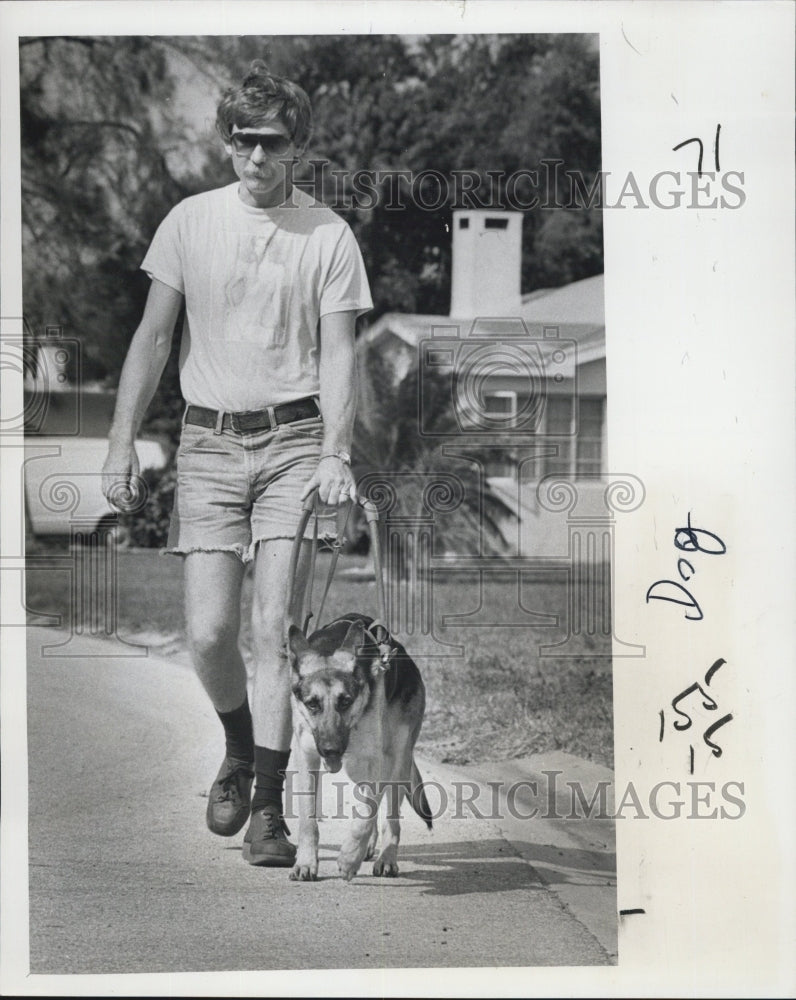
[337,768,382,882]
[372,776,402,877]
[289,729,321,882]
[365,810,379,861]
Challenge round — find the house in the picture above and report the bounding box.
[357,209,607,558]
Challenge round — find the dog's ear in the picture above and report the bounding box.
[339,619,366,656]
[287,625,310,671]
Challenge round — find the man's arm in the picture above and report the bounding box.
[301,309,359,506]
[101,278,184,502]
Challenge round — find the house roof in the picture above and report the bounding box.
[520,273,604,328]
[361,274,605,366]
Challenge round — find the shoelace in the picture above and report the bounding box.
[216,765,254,801]
[252,809,291,838]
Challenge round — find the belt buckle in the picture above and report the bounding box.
[229,411,248,433]
[230,408,276,433]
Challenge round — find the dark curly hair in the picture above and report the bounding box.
[215,60,312,152]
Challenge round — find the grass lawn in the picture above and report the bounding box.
[25,547,614,769]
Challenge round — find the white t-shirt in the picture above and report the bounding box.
[141,183,373,411]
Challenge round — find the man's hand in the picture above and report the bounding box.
[301,455,357,506]
[101,441,142,511]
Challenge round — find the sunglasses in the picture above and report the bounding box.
[229,131,293,156]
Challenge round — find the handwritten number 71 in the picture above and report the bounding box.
[673,124,721,177]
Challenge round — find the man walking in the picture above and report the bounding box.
[102,62,372,866]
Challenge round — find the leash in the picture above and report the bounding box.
[284,489,393,662]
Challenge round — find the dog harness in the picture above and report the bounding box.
[284,489,396,666]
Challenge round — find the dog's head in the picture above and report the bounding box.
[287,620,384,773]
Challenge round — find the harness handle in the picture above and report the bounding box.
[284,491,316,641]
[284,489,388,646]
[362,498,389,645]
[313,501,353,628]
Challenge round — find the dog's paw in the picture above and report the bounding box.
[337,846,366,882]
[337,857,362,882]
[289,863,318,882]
[372,858,400,878]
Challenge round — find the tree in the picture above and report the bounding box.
[20,38,186,373]
[184,33,604,317]
[19,32,603,455]
[353,344,514,561]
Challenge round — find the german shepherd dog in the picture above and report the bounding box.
[287,613,432,881]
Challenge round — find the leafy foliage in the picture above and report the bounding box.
[21,38,184,376]
[19,34,602,551]
[117,463,176,548]
[20,32,602,373]
[353,343,514,559]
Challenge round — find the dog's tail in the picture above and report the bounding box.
[408,759,434,830]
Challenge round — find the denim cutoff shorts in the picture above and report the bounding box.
[164,411,333,562]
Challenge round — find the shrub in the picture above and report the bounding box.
[119,462,176,548]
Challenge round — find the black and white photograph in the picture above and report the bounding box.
[1,2,794,997]
[18,25,615,973]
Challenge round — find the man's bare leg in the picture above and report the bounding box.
[184,551,253,836]
[184,550,247,711]
[242,537,311,865]
[250,537,311,749]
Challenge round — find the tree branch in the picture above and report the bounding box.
[58,119,142,140]
[19,36,111,49]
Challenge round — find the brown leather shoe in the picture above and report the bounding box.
[206,758,254,837]
[242,804,297,867]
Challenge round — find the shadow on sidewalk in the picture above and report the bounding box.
[312,838,547,897]
[505,840,616,885]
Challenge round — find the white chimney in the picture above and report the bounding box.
[449,209,522,317]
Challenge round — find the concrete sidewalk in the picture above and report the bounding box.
[24,627,616,974]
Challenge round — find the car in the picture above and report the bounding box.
[23,390,168,538]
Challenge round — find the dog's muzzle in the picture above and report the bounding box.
[321,752,343,773]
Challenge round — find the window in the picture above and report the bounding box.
[576,398,604,477]
[459,217,469,229]
[542,397,574,477]
[483,394,605,483]
[484,217,509,230]
[482,390,517,425]
[525,396,604,481]
[483,392,518,477]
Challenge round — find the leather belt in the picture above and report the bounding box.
[184,396,321,433]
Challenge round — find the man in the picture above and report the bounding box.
[101,62,372,867]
